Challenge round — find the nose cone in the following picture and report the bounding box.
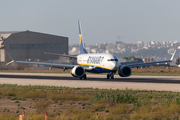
[111,61,119,70]
[109,54,119,70]
[115,61,119,69]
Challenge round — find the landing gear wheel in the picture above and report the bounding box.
[111,74,114,79]
[83,74,87,79]
[107,74,110,79]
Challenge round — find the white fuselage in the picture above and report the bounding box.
[77,53,119,73]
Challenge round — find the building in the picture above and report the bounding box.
[0,30,68,69]
[142,58,155,63]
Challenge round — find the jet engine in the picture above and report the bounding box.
[118,65,131,77]
[71,66,85,77]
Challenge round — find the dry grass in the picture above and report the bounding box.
[91,103,105,111]
[0,114,17,120]
[132,66,180,75]
[17,91,47,99]
[1,84,180,119]
[130,105,154,119]
[110,104,130,114]
[35,100,51,114]
[24,114,45,120]
[130,103,180,120]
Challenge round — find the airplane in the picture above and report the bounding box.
[6,21,176,79]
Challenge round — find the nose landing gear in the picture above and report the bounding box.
[107,72,114,79]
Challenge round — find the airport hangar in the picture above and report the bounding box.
[0,31,68,70]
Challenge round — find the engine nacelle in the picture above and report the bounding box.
[71,66,85,77]
[118,65,131,77]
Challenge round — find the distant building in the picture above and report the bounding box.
[106,43,116,50]
[137,41,144,44]
[167,48,175,55]
[115,41,123,44]
[0,31,68,69]
[97,44,106,49]
[142,58,155,62]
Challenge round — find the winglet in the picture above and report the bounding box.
[6,60,15,65]
[170,50,176,61]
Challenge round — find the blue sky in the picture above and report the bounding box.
[1,0,180,45]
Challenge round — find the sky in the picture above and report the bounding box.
[1,0,180,45]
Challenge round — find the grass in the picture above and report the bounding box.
[132,72,180,76]
[131,66,180,76]
[0,66,180,119]
[0,84,180,119]
[35,100,51,113]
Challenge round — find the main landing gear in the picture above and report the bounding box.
[80,74,87,79]
[107,73,114,79]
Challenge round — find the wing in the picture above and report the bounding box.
[6,60,74,69]
[44,52,77,58]
[121,61,143,65]
[6,60,94,71]
[125,50,176,68]
[125,60,171,68]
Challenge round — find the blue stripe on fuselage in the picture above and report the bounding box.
[86,66,116,73]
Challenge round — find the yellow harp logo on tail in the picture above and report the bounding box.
[79,34,82,45]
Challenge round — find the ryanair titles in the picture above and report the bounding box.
[87,56,104,64]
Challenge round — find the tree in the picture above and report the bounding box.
[175,57,180,65]
[122,56,142,62]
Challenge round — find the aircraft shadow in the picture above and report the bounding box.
[0,74,180,84]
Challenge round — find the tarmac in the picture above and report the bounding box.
[0,72,180,92]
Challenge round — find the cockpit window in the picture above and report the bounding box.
[107,59,118,61]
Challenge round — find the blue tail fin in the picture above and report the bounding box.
[78,20,88,54]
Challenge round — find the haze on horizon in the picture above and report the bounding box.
[1,0,180,45]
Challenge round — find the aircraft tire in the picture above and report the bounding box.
[84,74,87,79]
[111,74,114,79]
[107,74,110,79]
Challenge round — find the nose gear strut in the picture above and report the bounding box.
[107,72,114,79]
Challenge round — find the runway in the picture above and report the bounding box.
[0,72,180,92]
